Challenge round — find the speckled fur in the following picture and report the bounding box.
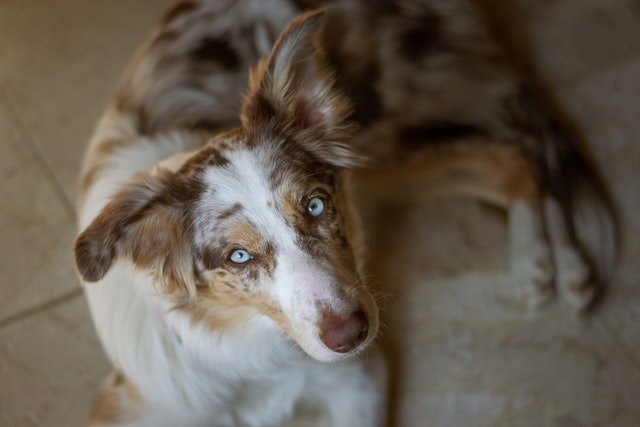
[75,0,616,425]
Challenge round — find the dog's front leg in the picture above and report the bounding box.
[353,139,559,310]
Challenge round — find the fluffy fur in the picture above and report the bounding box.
[74,0,617,426]
[317,0,618,310]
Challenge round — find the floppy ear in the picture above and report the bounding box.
[241,10,361,168]
[74,170,196,294]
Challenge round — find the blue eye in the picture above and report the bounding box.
[229,249,252,264]
[307,197,325,217]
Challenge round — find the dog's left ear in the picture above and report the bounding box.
[74,170,196,295]
[241,10,361,168]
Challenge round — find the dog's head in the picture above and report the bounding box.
[74,11,378,363]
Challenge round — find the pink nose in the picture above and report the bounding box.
[319,309,369,353]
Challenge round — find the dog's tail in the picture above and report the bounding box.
[499,86,620,285]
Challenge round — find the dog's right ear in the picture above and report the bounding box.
[241,10,361,168]
[74,170,187,284]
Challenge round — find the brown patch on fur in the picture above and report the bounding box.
[268,142,337,191]
[162,1,200,25]
[397,8,442,61]
[198,244,229,271]
[289,0,331,10]
[216,203,243,221]
[353,137,539,209]
[227,220,264,252]
[178,128,245,176]
[397,122,488,148]
[77,137,133,207]
[89,370,144,425]
[189,36,240,71]
[176,267,288,332]
[182,297,260,331]
[275,171,360,294]
[75,169,205,298]
[278,190,305,222]
[198,215,277,279]
[150,29,179,49]
[281,189,333,252]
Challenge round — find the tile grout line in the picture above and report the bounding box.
[596,317,640,375]
[0,84,78,223]
[0,84,84,329]
[0,288,83,328]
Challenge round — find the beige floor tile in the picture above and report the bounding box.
[0,99,79,323]
[388,314,640,427]
[0,0,174,204]
[0,295,110,427]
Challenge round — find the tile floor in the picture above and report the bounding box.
[1,0,639,426]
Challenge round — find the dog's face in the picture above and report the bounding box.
[74,11,378,363]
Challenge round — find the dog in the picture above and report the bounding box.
[73,0,617,425]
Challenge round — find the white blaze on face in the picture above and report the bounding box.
[196,145,360,362]
[270,247,355,362]
[195,146,285,248]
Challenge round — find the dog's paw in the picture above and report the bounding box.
[511,243,555,310]
[553,244,594,313]
[543,198,595,313]
[509,201,555,310]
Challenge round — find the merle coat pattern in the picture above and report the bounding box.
[74,1,617,425]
